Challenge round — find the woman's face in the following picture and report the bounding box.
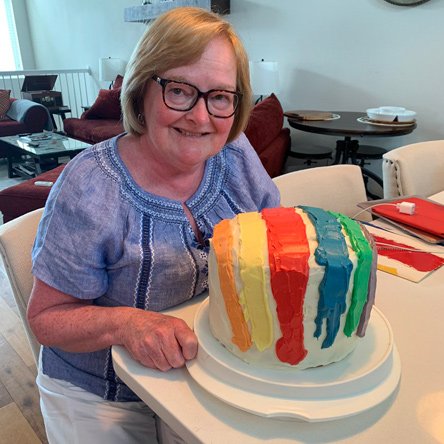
[141,36,237,172]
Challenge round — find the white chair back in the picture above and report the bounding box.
[382,140,444,198]
[273,164,371,222]
[0,208,44,363]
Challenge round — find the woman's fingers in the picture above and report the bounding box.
[124,311,198,371]
[174,322,198,361]
[154,318,198,370]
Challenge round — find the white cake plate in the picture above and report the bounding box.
[186,298,401,422]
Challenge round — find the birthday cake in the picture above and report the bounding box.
[208,206,377,369]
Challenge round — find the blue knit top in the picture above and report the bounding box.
[32,132,280,401]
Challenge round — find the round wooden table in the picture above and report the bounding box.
[287,111,416,136]
[287,111,417,197]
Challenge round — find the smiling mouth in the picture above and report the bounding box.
[175,128,209,137]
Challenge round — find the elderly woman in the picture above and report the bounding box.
[27,6,280,444]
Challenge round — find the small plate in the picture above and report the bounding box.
[285,110,341,121]
[358,116,416,127]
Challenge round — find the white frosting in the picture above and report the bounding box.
[209,208,361,370]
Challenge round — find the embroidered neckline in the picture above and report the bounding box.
[94,135,228,221]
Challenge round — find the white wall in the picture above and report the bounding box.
[21,0,444,154]
[23,0,145,90]
[229,0,444,153]
[9,0,35,68]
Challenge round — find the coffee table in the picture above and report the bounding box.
[0,132,91,179]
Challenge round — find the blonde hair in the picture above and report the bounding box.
[121,7,252,143]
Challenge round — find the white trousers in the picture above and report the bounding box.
[36,355,186,444]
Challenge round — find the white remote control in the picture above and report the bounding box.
[34,181,54,187]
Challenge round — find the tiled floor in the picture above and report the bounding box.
[0,160,22,191]
[0,161,23,224]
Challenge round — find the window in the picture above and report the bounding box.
[0,0,22,70]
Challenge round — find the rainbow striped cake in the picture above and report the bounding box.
[208,206,377,369]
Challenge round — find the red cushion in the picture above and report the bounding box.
[0,119,28,137]
[82,88,122,120]
[0,89,11,120]
[244,94,284,155]
[257,128,291,178]
[113,75,124,89]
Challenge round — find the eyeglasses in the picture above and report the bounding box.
[151,75,241,118]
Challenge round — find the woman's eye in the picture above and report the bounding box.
[170,87,185,96]
[214,94,228,102]
[210,93,233,108]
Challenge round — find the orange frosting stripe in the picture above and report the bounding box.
[262,208,310,365]
[212,219,252,351]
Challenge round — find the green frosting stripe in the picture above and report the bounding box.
[331,212,373,336]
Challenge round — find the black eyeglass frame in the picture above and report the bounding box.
[151,75,242,119]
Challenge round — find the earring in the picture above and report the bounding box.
[137,113,145,125]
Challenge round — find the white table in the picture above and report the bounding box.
[112,192,444,444]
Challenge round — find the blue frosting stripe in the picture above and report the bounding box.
[299,206,353,348]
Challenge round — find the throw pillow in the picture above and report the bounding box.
[82,88,121,120]
[0,89,11,121]
[113,75,124,90]
[244,93,284,155]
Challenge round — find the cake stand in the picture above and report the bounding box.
[186,298,401,422]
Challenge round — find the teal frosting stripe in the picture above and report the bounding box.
[300,206,352,348]
[331,212,373,337]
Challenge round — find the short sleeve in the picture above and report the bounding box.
[32,152,124,299]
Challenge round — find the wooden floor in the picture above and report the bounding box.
[0,261,47,444]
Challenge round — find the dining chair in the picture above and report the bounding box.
[272,164,372,222]
[0,207,44,363]
[382,140,444,198]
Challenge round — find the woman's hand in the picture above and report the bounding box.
[120,310,198,371]
[28,278,198,371]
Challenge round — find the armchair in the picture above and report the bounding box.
[382,141,444,198]
[0,208,43,363]
[0,98,53,137]
[0,98,53,158]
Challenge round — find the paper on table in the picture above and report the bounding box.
[365,225,444,282]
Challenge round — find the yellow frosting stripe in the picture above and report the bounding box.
[212,219,252,351]
[237,212,273,351]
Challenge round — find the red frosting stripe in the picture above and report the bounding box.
[212,219,252,351]
[262,208,310,365]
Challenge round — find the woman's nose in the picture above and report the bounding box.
[185,97,211,123]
